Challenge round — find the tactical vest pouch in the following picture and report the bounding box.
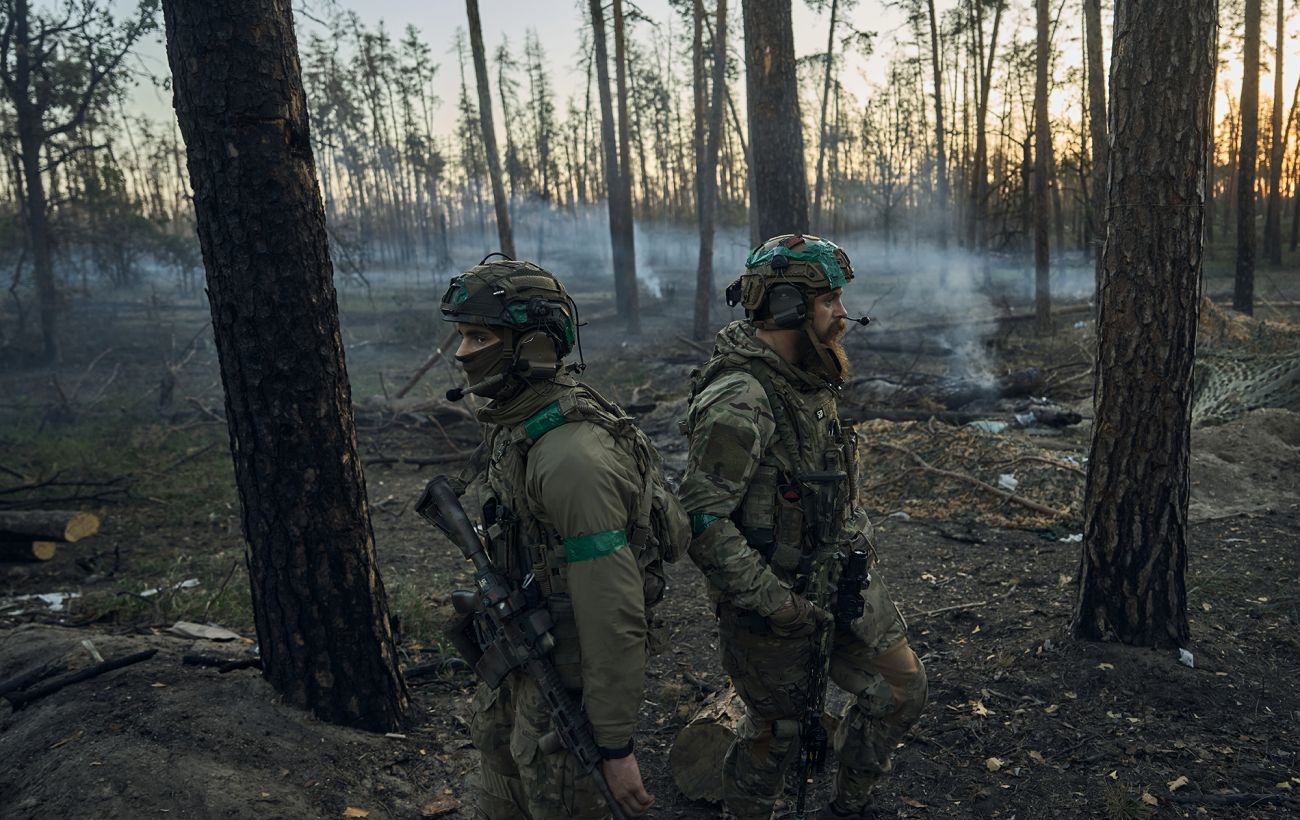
[740,466,779,530]
[774,486,803,550]
[442,608,483,670]
[544,594,584,690]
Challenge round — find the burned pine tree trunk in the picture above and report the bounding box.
[161,0,408,731]
[1234,0,1261,315]
[1071,0,1215,649]
[466,0,515,257]
[743,0,809,238]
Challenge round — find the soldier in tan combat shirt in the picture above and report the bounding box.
[441,259,663,819]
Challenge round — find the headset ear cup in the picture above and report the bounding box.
[766,284,807,329]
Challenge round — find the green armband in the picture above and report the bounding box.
[564,529,628,562]
[690,513,721,536]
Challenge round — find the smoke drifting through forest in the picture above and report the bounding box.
[3,0,1298,362]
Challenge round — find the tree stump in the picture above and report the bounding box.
[669,683,746,801]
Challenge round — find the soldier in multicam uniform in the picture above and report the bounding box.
[679,234,928,819]
[440,258,662,819]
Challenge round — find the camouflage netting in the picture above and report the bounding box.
[855,420,1085,531]
[1194,299,1300,425]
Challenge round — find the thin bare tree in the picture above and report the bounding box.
[1033,0,1051,332]
[465,0,514,257]
[1235,0,1261,314]
[695,0,728,339]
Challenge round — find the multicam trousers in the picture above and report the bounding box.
[719,572,928,820]
[469,672,609,820]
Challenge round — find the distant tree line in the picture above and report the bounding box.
[4,0,1300,356]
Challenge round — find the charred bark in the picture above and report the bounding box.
[161,0,408,731]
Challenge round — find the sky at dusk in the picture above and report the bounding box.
[112,1,1300,149]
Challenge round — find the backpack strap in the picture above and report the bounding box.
[514,391,657,552]
[691,356,804,476]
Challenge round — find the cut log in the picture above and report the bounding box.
[670,683,746,801]
[0,541,58,562]
[0,510,100,543]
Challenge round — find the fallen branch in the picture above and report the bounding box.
[6,648,158,710]
[906,585,1019,620]
[217,658,261,673]
[202,560,241,621]
[991,455,1086,478]
[394,328,460,400]
[185,397,225,423]
[0,660,64,698]
[907,600,988,619]
[182,653,261,673]
[869,442,1070,518]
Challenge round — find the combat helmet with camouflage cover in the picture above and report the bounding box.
[725,233,855,383]
[440,256,580,399]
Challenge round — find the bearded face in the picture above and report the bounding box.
[794,289,851,381]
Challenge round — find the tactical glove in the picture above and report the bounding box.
[767,591,831,638]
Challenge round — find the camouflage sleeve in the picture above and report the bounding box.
[528,422,646,751]
[677,371,790,616]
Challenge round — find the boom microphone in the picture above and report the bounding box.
[846,316,872,326]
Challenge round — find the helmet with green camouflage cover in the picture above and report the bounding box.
[726,234,855,383]
[727,234,854,329]
[440,258,579,399]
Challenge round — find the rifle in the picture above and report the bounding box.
[791,444,871,820]
[416,475,629,820]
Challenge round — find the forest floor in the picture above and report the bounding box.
[1,262,1298,819]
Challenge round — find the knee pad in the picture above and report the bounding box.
[893,655,928,725]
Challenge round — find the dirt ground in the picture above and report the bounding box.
[1,273,1299,819]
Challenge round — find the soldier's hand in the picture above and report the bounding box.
[601,752,655,816]
[768,591,831,638]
